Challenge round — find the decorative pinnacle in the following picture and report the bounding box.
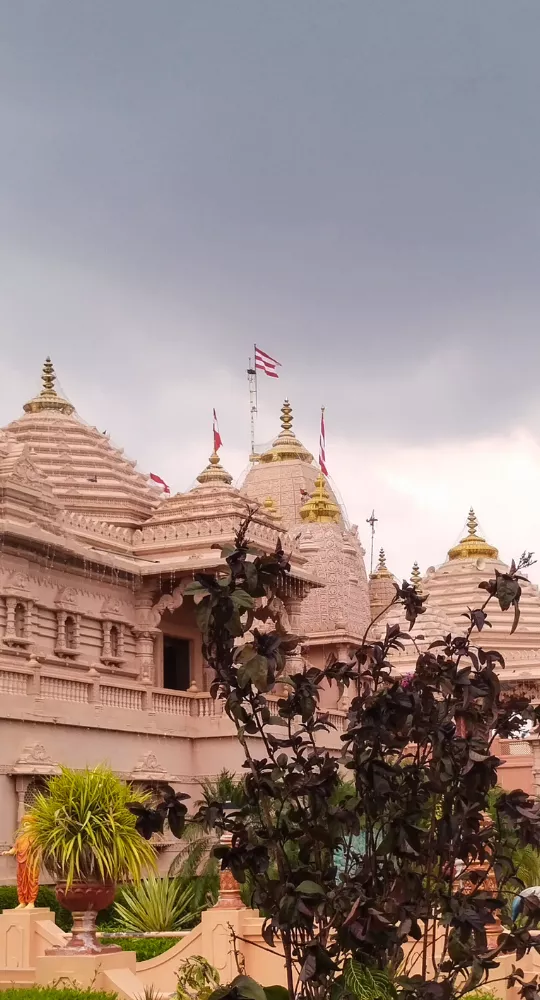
[258,398,314,464]
[280,399,293,432]
[196,451,232,486]
[447,507,499,562]
[41,357,56,393]
[411,561,422,590]
[300,473,340,524]
[370,547,392,579]
[23,357,74,415]
[467,508,478,536]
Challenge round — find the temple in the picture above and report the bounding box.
[1,360,540,879]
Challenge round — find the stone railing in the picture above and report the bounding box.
[0,662,224,719]
[0,661,347,730]
[498,738,533,756]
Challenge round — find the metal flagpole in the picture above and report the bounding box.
[366,509,378,575]
[247,345,258,458]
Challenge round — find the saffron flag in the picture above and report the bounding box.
[255,345,281,378]
[150,473,170,494]
[319,407,328,476]
[213,409,223,452]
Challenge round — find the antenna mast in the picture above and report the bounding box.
[247,345,258,458]
[366,509,378,575]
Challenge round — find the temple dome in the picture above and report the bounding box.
[425,509,540,644]
[4,358,161,527]
[242,400,343,528]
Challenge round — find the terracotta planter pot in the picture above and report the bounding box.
[52,881,121,954]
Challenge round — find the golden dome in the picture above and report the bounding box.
[447,508,499,561]
[370,548,393,580]
[23,357,74,415]
[196,451,233,486]
[299,473,340,523]
[258,400,314,464]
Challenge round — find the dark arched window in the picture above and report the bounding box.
[110,625,119,658]
[14,603,25,638]
[65,616,76,648]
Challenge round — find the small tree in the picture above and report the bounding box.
[133,520,540,1000]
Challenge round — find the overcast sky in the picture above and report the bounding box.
[1,1,540,582]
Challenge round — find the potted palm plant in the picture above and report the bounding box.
[22,764,156,954]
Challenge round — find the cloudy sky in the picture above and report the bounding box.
[1,1,540,581]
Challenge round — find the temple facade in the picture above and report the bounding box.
[0,360,539,881]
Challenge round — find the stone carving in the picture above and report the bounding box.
[4,572,30,597]
[101,596,123,620]
[54,587,78,610]
[10,744,60,776]
[151,583,187,624]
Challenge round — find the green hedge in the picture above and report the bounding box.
[100,935,176,961]
[0,990,117,999]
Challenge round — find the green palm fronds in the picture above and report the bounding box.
[114,876,198,932]
[23,765,156,888]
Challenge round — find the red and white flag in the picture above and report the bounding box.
[255,345,281,378]
[213,408,223,452]
[150,473,170,494]
[319,407,328,476]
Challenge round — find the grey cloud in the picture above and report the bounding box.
[1,0,540,453]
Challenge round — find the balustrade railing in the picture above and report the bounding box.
[0,657,345,733]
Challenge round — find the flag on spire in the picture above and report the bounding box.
[255,345,281,378]
[150,473,170,494]
[213,409,223,452]
[319,407,328,476]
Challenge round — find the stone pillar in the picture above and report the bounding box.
[133,629,159,684]
[14,776,28,825]
[28,657,42,698]
[4,597,16,638]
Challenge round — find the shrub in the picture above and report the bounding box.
[114,876,198,932]
[100,934,176,961]
[23,765,156,887]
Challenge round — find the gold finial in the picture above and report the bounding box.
[196,451,233,486]
[263,496,280,520]
[370,547,393,579]
[280,399,293,432]
[448,507,499,561]
[411,561,422,591]
[466,507,478,536]
[23,357,74,415]
[258,399,314,464]
[300,473,340,524]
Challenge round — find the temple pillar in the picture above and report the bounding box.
[133,628,159,684]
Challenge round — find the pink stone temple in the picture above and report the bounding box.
[0,359,539,881]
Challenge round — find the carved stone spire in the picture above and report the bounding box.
[23,358,74,415]
[447,507,499,561]
[300,473,340,523]
[196,451,233,486]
